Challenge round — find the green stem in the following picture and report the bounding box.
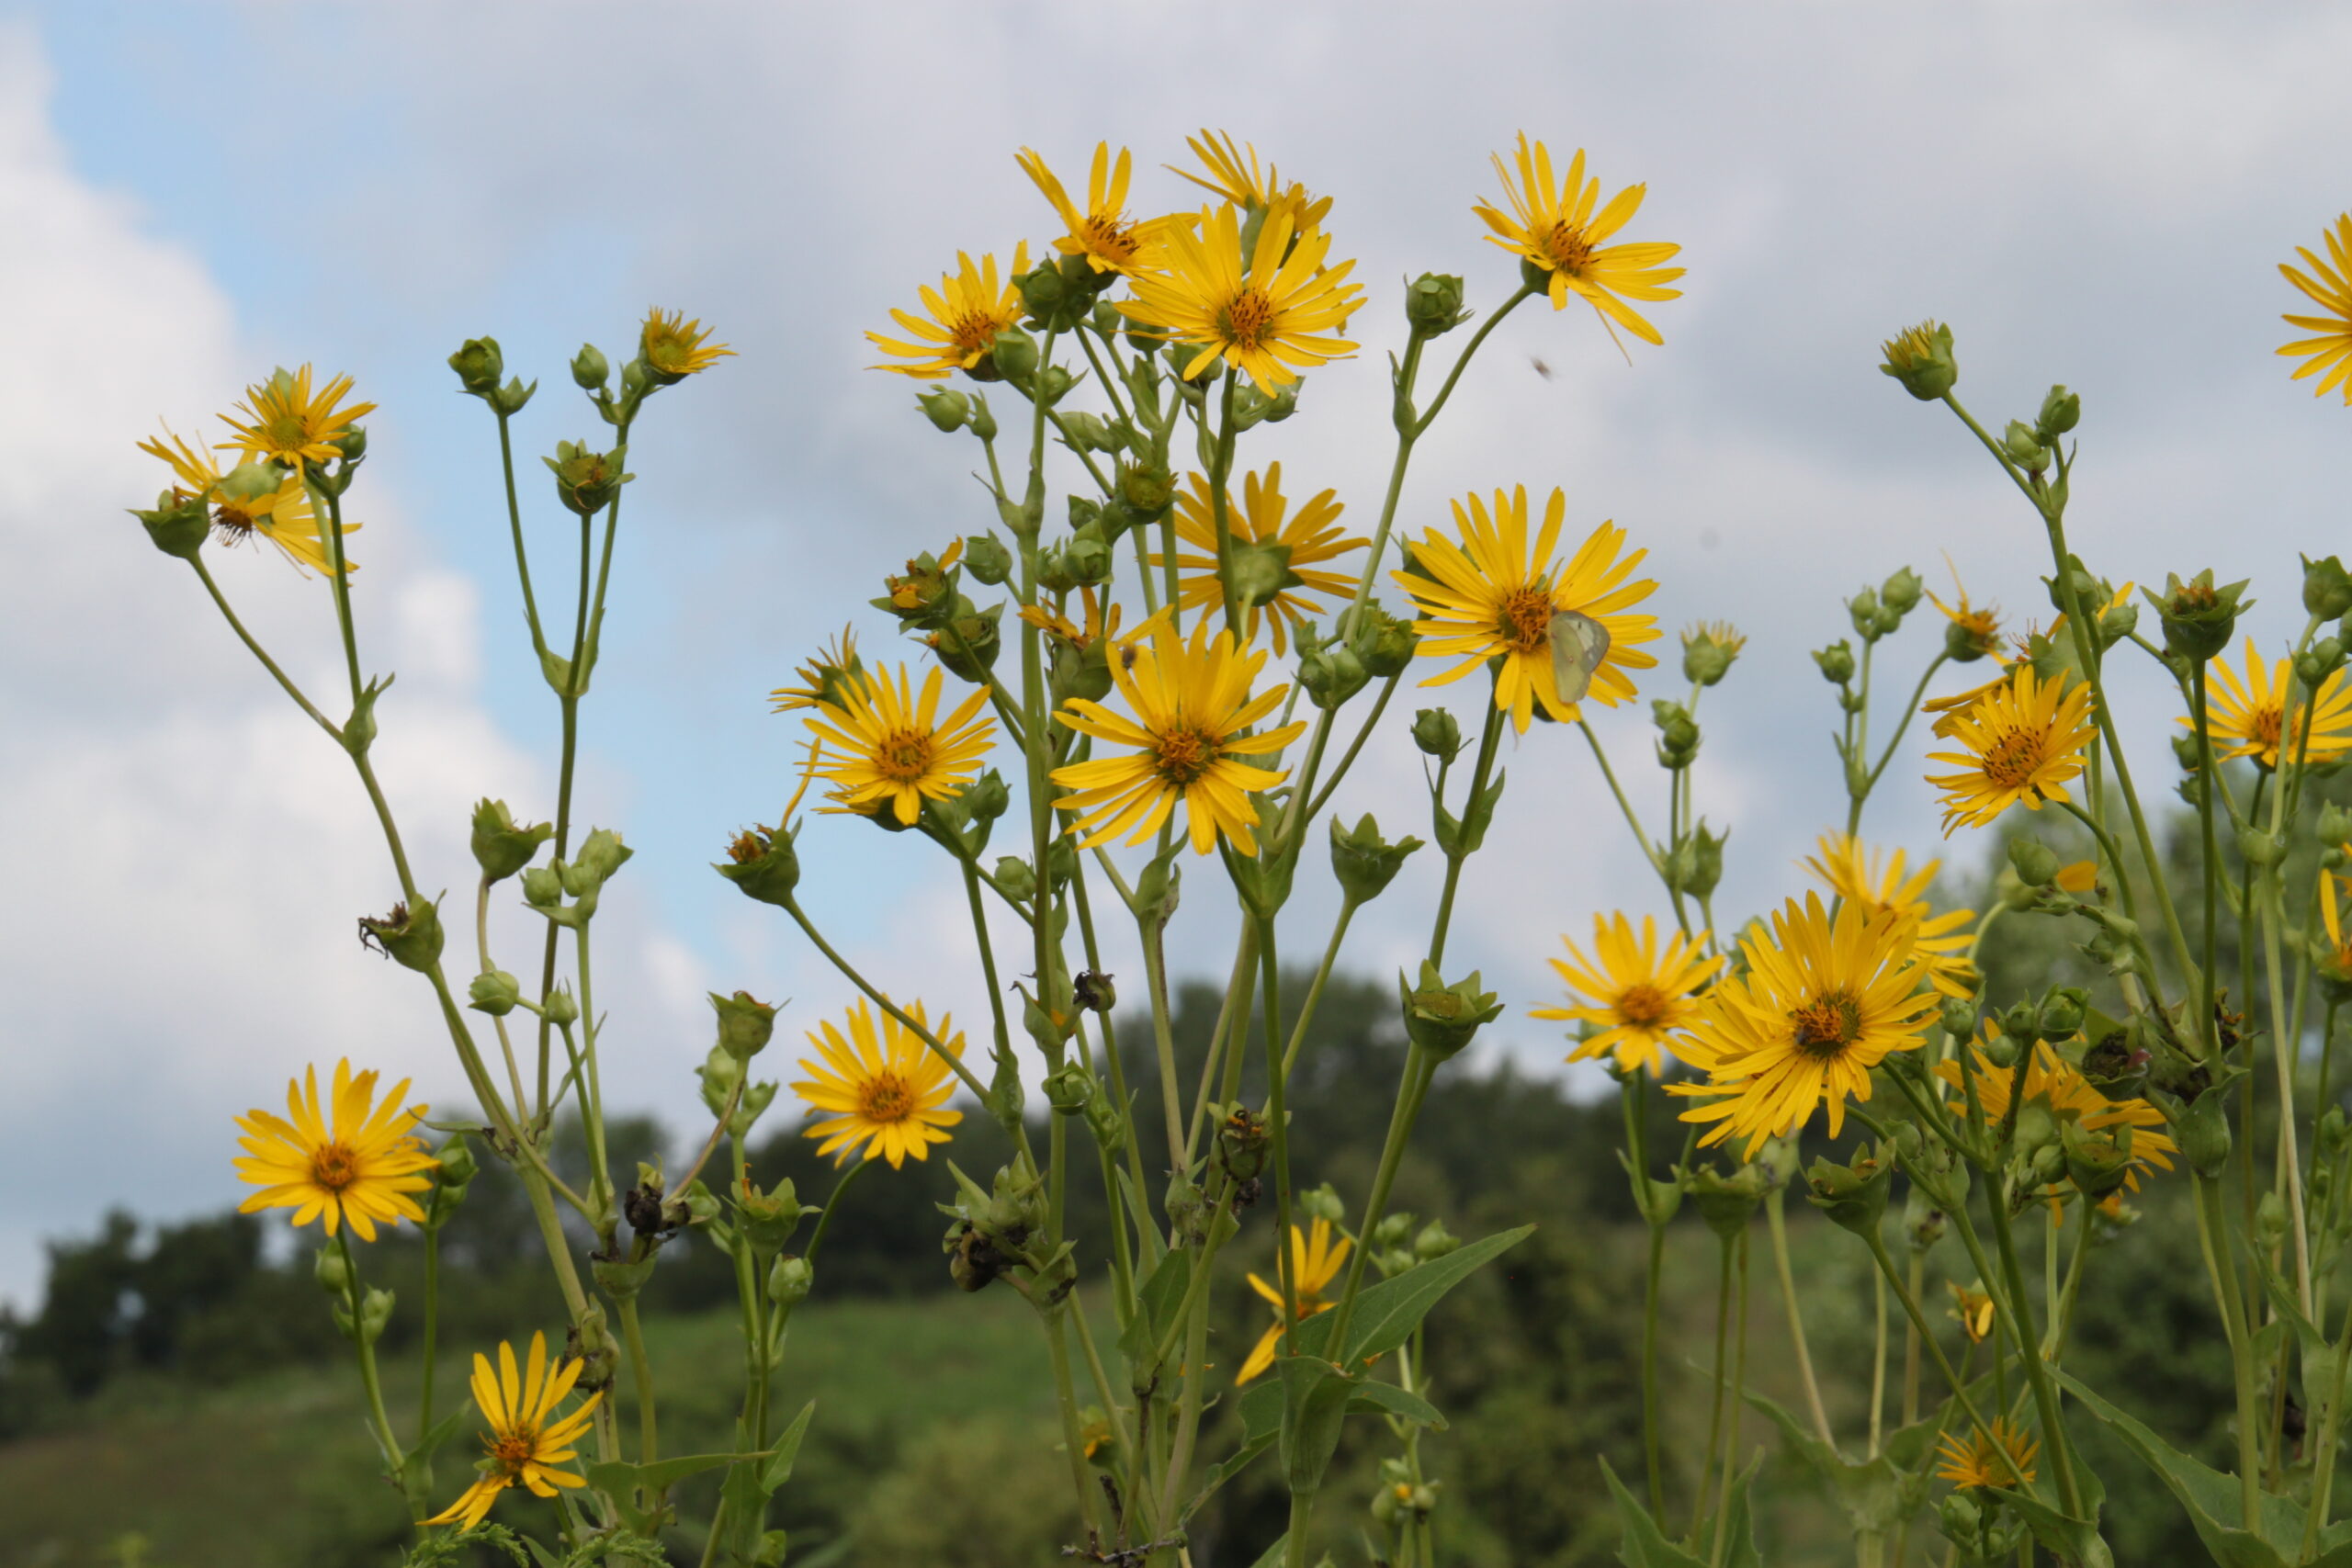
[420,1225,440,1443]
[2194,1169,2265,1528]
[617,1294,657,1466]
[1693,1232,1733,1544]
[1766,1187,1837,1445]
[1710,1231,1749,1568]
[186,558,340,738]
[336,1230,417,1517]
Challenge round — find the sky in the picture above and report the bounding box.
[5,2,2350,1305]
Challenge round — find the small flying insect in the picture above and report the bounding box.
[1530,355,1555,380]
[1549,609,1610,705]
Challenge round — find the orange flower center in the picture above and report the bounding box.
[1979,728,2048,790]
[311,1140,360,1191]
[1080,212,1142,265]
[2246,705,2284,757]
[1616,983,1671,1031]
[1788,989,1862,1059]
[1498,584,1555,656]
[860,1070,915,1123]
[1538,220,1596,276]
[1221,286,1276,350]
[491,1426,539,1475]
[875,729,937,784]
[950,304,1010,355]
[1153,726,1220,787]
[211,502,261,542]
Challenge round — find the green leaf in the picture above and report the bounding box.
[1246,1534,1289,1568]
[1706,1455,1766,1568]
[1742,1384,1903,1536]
[1277,1353,1358,1500]
[1119,1246,1193,1374]
[1292,1224,1534,1366]
[1597,1453,1707,1568]
[1990,1477,2110,1568]
[1187,1423,1275,1523]
[1346,1378,1445,1430]
[2054,1368,2295,1566]
[584,1447,774,1499]
[759,1400,815,1493]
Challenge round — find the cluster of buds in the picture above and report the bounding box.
[1848,565,1923,647]
[1367,1210,1460,1278]
[1295,603,1419,711]
[520,826,632,927]
[1370,1457,1443,1530]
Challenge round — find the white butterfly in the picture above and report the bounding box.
[1549,610,1610,705]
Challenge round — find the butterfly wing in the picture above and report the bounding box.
[1549,610,1611,705]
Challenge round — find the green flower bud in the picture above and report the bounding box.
[991,854,1036,907]
[544,982,579,1030]
[1939,997,1978,1041]
[572,827,632,887]
[2098,599,2139,648]
[717,822,799,906]
[1299,1183,1346,1224]
[2302,638,2347,690]
[2258,1190,2290,1250]
[2146,570,2253,665]
[1058,411,1117,453]
[1679,622,1746,687]
[1652,699,1700,769]
[2175,1085,2234,1178]
[1847,587,1882,639]
[1083,1088,1127,1157]
[1685,1161,1770,1238]
[314,1245,353,1296]
[989,325,1039,381]
[2307,556,2352,621]
[1297,634,1369,711]
[1073,969,1116,1013]
[2037,384,2081,439]
[544,439,632,516]
[695,1043,743,1122]
[2057,1120,2133,1201]
[1404,272,1470,336]
[468,969,522,1016]
[1881,566,1924,616]
[917,388,971,432]
[1227,538,1296,614]
[1879,320,1957,400]
[877,547,961,626]
[1411,707,1463,761]
[1398,961,1504,1060]
[571,344,610,390]
[1043,1062,1096,1117]
[1373,1212,1416,1248]
[928,603,1003,683]
[2001,419,2050,473]
[1814,640,1856,684]
[358,897,444,973]
[2008,837,2061,888]
[766,1253,814,1307]
[711,990,777,1061]
[1413,1218,1460,1261]
[130,488,210,558]
[434,1134,477,1189]
[2321,802,2352,848]
[1360,601,1421,678]
[2240,826,2285,867]
[962,532,1012,586]
[1330,814,1424,906]
[447,336,504,399]
[470,798,554,884]
[1982,1023,2024,1069]
[331,425,368,465]
[1118,461,1175,519]
[358,1285,395,1345]
[1805,1144,1894,1237]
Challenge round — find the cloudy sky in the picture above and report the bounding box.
[6,3,2348,1303]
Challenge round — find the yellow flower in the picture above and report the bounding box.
[1394,485,1659,734]
[2320,871,2352,992]
[1927,666,2098,834]
[792,998,964,1168]
[424,1332,601,1529]
[1237,1219,1351,1383]
[216,365,375,469]
[232,1060,435,1241]
[1117,202,1363,393]
[803,663,995,827]
[640,307,734,380]
[867,245,1031,379]
[1532,912,1721,1075]
[1018,142,1164,276]
[1050,621,1306,856]
[1936,1418,2039,1491]
[2189,636,2352,772]
[138,424,356,576]
[1949,1281,1996,1344]
[1801,834,1978,999]
[1474,134,1684,346]
[1151,465,1366,653]
[769,626,864,712]
[1670,894,1936,1158]
[1935,1033,2176,1209]
[1017,586,1164,656]
[1168,129,1331,233]
[2279,215,2352,402]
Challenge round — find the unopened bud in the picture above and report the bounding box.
[469,969,523,1016]
[1404,273,1469,335]
[766,1253,814,1306]
[2036,384,2081,440]
[471,798,554,884]
[1814,641,1856,684]
[1411,707,1463,761]
[711,990,777,1061]
[2001,420,2049,473]
[962,532,1012,586]
[571,344,610,390]
[447,336,504,398]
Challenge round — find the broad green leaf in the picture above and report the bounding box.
[1743,1383,1905,1537]
[1707,1455,1765,1568]
[1277,1353,1357,1500]
[2054,1368,2298,1567]
[1291,1224,1534,1365]
[1597,1453,1708,1568]
[1119,1246,1193,1373]
[1990,1481,2110,1568]
[759,1399,815,1492]
[1347,1378,1446,1430]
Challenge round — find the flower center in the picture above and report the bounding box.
[859,1070,915,1123]
[1153,726,1219,787]
[211,502,259,542]
[875,729,936,784]
[491,1427,538,1475]
[311,1140,360,1191]
[1979,728,2047,790]
[1615,983,1670,1031]
[1081,213,1141,264]
[949,307,1005,355]
[2249,705,2284,755]
[1538,220,1596,276]
[1221,287,1276,350]
[265,414,310,452]
[1788,989,1863,1059]
[1498,584,1555,655]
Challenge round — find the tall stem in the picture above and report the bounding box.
[1765,1187,1836,1446]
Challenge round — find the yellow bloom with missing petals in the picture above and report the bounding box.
[1801,834,1978,999]
[1151,465,1365,653]
[793,998,964,1168]
[770,626,864,712]
[1474,134,1684,346]
[1927,666,2098,834]
[1532,912,1721,1075]
[640,307,734,381]
[2188,636,2352,772]
[217,365,375,469]
[867,245,1032,379]
[138,424,356,576]
[1949,1281,1996,1344]
[1118,203,1363,393]
[1169,130,1331,233]
[1017,142,1162,276]
[2279,214,2352,402]
[1050,622,1306,856]
[1928,574,2002,662]
[1936,1419,2039,1491]
[1395,485,1658,734]
[1669,894,1935,1158]
[1237,1220,1351,1383]
[424,1333,601,1529]
[233,1060,435,1241]
[803,663,995,826]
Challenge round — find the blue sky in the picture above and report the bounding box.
[6,2,2351,1303]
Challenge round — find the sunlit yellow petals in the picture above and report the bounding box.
[2280,215,2352,403]
[1117,202,1363,394]
[1019,142,1160,276]
[1394,485,1657,733]
[804,662,995,826]
[792,998,964,1169]
[2187,636,2352,772]
[1168,130,1332,233]
[1149,465,1366,653]
[1474,134,1684,347]
[868,245,1031,379]
[1937,1419,2039,1491]
[231,1058,433,1242]
[1532,912,1720,1075]
[139,422,356,577]
[641,307,733,379]
[1234,1220,1351,1384]
[217,365,374,469]
[1801,834,1979,999]
[1926,667,2097,834]
[426,1333,599,1528]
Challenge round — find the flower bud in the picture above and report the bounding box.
[1805,1144,1894,1236]
[1083,1089,1127,1157]
[991,855,1036,907]
[1847,587,1882,640]
[1881,566,1924,616]
[1299,1182,1346,1224]
[766,1253,814,1307]
[1679,622,1746,687]
[1359,601,1421,678]
[2175,1085,2234,1178]
[1982,1022,2024,1069]
[2307,555,2352,621]
[2258,1190,2290,1250]
[544,439,632,516]
[2240,827,2285,868]
[1374,1212,1416,1248]
[2321,803,2352,849]
[1413,1218,1459,1261]
[2008,836,2061,888]
[1667,820,1728,900]
[1411,707,1463,761]
[989,325,1039,381]
[876,547,961,627]
[710,989,777,1061]
[917,388,972,433]
[358,897,444,973]
[1939,997,1978,1041]
[717,823,800,906]
[1879,320,1957,400]
[928,603,1002,682]
[1651,700,1700,769]
[358,1285,395,1345]
[1118,461,1175,519]
[471,798,554,884]
[1814,641,1856,684]
[1685,1161,1770,1238]
[2001,420,2050,473]
[2036,383,2082,439]
[571,827,632,888]
[961,532,1012,586]
[130,491,210,559]
[2062,1120,2134,1201]
[1398,961,1503,1060]
[1330,814,1424,906]
[314,1245,353,1296]
[1297,635,1369,711]
[2098,599,2139,648]
[1404,272,1470,336]
[448,336,504,399]
[2148,570,2253,665]
[571,344,610,390]
[1043,1062,1096,1116]
[469,969,523,1016]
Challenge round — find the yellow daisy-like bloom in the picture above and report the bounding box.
[792,998,964,1168]
[1151,465,1366,653]
[1050,622,1306,856]
[138,424,356,576]
[802,663,994,827]
[769,626,863,713]
[1118,202,1363,393]
[1474,134,1684,346]
[2189,636,2352,772]
[2279,215,2352,402]
[1935,1033,2176,1210]
[1531,912,1722,1075]
[1949,1281,1996,1345]
[1395,485,1659,734]
[1801,834,1978,1000]
[232,1060,435,1242]
[424,1332,601,1529]
[1927,667,2098,834]
[1168,129,1331,233]
[217,365,375,469]
[1017,142,1162,276]
[1936,1418,2039,1491]
[640,307,734,380]
[867,244,1032,380]
[1670,894,1936,1158]
[1237,1219,1352,1384]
